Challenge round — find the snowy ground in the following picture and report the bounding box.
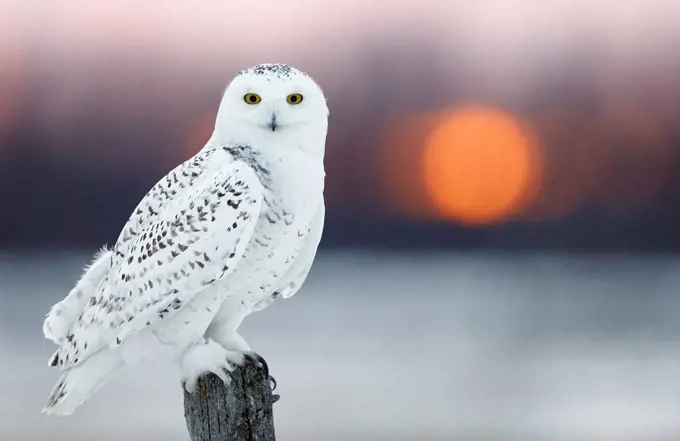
[0,250,679,441]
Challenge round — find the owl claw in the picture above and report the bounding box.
[243,352,269,378]
[243,353,256,366]
[222,366,237,383]
[241,353,275,390]
[214,366,234,385]
[182,379,197,394]
[258,355,269,377]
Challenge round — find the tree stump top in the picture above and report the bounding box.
[183,364,277,441]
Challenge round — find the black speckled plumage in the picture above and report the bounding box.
[237,63,307,80]
[222,145,273,190]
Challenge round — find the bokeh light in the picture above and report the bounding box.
[422,106,543,226]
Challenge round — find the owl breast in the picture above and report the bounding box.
[212,186,319,319]
[208,145,322,323]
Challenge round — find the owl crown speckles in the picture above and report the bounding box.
[236,63,307,79]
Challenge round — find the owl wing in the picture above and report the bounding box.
[53,161,262,370]
[110,147,218,267]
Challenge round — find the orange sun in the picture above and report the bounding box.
[422,106,542,225]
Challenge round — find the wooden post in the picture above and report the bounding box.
[183,363,278,441]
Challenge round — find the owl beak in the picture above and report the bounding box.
[268,113,278,132]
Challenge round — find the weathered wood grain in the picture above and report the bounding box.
[183,363,278,441]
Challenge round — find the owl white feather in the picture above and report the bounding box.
[42,63,328,416]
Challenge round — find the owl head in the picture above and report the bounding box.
[214,64,328,158]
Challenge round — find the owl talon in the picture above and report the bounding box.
[269,375,277,391]
[243,353,257,366]
[183,379,197,394]
[255,354,269,378]
[222,366,237,383]
[243,352,269,378]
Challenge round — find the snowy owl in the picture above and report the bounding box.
[41,63,328,416]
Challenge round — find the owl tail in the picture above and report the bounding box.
[43,349,124,416]
[43,247,112,345]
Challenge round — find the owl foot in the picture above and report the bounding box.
[206,330,271,379]
[242,352,269,378]
[181,338,247,393]
[239,352,276,391]
[239,352,276,390]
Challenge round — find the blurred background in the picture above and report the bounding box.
[1,1,679,440]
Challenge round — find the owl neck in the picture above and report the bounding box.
[215,129,326,200]
[213,122,324,170]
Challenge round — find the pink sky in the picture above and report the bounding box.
[4,0,679,61]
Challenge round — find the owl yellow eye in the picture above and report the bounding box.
[286,93,303,105]
[244,93,261,104]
